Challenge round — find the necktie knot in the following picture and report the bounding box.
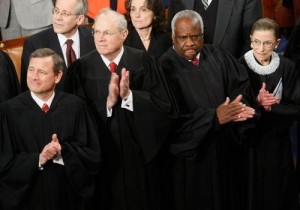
[42,103,49,113]
[192,58,199,66]
[109,62,117,73]
[66,39,76,67]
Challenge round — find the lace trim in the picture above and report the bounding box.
[244,50,280,75]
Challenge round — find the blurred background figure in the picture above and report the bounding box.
[0,0,53,41]
[0,50,21,103]
[239,17,300,210]
[87,0,126,22]
[124,0,172,58]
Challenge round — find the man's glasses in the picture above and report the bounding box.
[92,29,120,38]
[175,34,203,42]
[251,39,276,49]
[52,8,79,18]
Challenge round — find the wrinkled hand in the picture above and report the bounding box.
[107,72,120,109]
[217,95,254,125]
[257,82,278,111]
[39,134,61,166]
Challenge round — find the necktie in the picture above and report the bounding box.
[66,39,76,67]
[109,62,117,73]
[202,0,209,10]
[42,103,49,113]
[192,58,199,66]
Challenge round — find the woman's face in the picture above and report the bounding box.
[250,29,280,65]
[130,0,155,30]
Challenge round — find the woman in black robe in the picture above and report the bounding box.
[0,50,21,102]
[239,18,300,210]
[124,0,171,58]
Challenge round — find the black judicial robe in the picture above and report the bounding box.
[64,47,174,210]
[159,45,257,210]
[0,91,101,210]
[240,54,300,210]
[124,28,172,58]
[0,51,21,103]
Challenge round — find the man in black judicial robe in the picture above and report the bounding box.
[159,10,257,210]
[0,50,21,103]
[64,8,174,210]
[0,48,101,210]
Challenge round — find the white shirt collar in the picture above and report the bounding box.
[57,30,80,58]
[101,47,124,69]
[31,91,55,109]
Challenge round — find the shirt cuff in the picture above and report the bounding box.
[121,90,133,111]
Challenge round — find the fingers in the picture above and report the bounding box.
[260,82,266,92]
[232,94,243,103]
[120,69,130,99]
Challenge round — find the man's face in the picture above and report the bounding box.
[27,56,62,99]
[52,0,85,38]
[93,13,128,61]
[172,18,203,60]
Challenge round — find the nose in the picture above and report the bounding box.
[185,36,195,46]
[134,10,141,17]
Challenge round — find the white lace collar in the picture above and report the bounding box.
[244,50,280,75]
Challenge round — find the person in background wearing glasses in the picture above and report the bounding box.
[64,8,175,210]
[124,0,172,58]
[20,0,95,91]
[239,18,300,210]
[159,10,258,210]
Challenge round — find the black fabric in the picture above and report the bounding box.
[0,50,21,103]
[64,46,175,210]
[110,0,118,10]
[159,45,257,210]
[239,54,300,210]
[124,28,172,59]
[0,91,101,210]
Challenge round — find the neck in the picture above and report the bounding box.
[136,27,152,41]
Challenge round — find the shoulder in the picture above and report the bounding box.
[25,27,54,43]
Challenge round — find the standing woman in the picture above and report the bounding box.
[124,0,172,58]
[239,18,300,210]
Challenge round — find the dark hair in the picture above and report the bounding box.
[250,18,280,39]
[125,0,168,32]
[29,48,64,74]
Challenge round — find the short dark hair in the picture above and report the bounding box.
[29,48,64,74]
[251,18,279,39]
[125,0,168,32]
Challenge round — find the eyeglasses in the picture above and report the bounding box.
[175,34,203,42]
[92,29,120,38]
[251,39,275,49]
[52,8,79,18]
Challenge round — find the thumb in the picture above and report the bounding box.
[260,82,266,92]
[223,97,230,105]
[52,133,58,143]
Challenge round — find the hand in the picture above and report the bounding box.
[39,134,61,166]
[257,82,278,111]
[120,68,130,99]
[217,95,250,125]
[107,72,120,109]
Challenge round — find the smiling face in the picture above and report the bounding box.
[93,13,128,61]
[27,56,62,100]
[129,0,154,30]
[251,29,280,65]
[52,0,85,38]
[172,17,203,60]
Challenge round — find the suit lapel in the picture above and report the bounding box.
[213,0,235,45]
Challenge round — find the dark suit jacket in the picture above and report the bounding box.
[21,26,95,91]
[168,0,262,58]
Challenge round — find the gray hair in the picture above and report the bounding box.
[75,0,88,15]
[171,10,204,35]
[95,8,128,31]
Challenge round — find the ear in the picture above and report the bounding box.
[77,14,86,26]
[121,29,129,40]
[275,38,281,47]
[54,70,63,84]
